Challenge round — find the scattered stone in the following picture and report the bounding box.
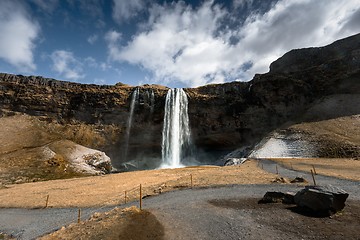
[290,177,308,184]
[294,185,349,215]
[90,212,101,220]
[142,194,152,199]
[258,192,286,204]
[271,177,290,183]
[224,158,247,166]
[259,191,295,204]
[154,184,166,194]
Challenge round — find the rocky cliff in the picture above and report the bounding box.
[188,33,360,157]
[1,33,359,171]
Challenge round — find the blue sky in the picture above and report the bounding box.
[0,0,359,88]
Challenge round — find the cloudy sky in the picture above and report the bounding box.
[0,0,359,87]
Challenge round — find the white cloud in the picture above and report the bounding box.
[105,30,123,61]
[31,0,59,13]
[0,0,40,72]
[106,0,360,87]
[85,56,112,71]
[233,0,255,9]
[100,62,111,71]
[233,0,360,79]
[112,0,147,23]
[50,50,85,80]
[87,34,98,44]
[94,78,106,85]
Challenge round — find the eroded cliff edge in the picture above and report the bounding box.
[1,33,359,173]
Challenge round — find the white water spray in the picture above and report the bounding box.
[123,88,139,161]
[150,89,155,116]
[161,88,192,168]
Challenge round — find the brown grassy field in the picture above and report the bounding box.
[0,160,277,208]
[271,157,360,181]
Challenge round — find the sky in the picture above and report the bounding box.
[0,0,359,88]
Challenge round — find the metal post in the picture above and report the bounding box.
[276,165,279,175]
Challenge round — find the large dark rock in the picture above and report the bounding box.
[294,185,349,214]
[258,191,295,204]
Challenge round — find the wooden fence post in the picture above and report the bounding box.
[45,195,49,208]
[190,174,193,188]
[124,191,127,204]
[139,184,142,210]
[311,169,317,186]
[312,165,317,175]
[78,209,81,223]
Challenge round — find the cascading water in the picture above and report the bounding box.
[123,88,139,162]
[150,89,155,116]
[161,88,192,168]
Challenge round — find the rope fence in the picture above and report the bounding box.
[67,161,319,224]
[25,160,320,237]
[31,174,197,237]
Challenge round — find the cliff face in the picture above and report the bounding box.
[0,75,170,168]
[188,33,360,155]
[1,33,359,169]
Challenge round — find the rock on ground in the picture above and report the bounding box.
[294,185,349,215]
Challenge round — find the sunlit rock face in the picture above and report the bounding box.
[249,131,317,158]
[0,33,359,169]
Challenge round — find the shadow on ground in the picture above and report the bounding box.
[209,198,360,240]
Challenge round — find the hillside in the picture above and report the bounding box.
[0,33,359,181]
[0,114,113,185]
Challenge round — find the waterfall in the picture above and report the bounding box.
[150,89,155,116]
[161,88,192,168]
[123,88,139,162]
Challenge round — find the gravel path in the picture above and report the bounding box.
[140,184,303,240]
[1,160,359,240]
[0,207,113,240]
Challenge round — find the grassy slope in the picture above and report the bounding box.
[0,114,115,185]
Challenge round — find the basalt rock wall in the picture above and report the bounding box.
[1,33,359,167]
[187,33,360,156]
[0,74,169,168]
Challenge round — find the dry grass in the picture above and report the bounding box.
[271,158,360,181]
[0,160,277,208]
[39,206,165,240]
[1,157,359,209]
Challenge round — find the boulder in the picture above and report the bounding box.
[290,177,308,184]
[294,185,349,214]
[271,177,290,183]
[258,191,295,204]
[224,158,247,166]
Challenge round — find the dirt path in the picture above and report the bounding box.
[41,185,360,240]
